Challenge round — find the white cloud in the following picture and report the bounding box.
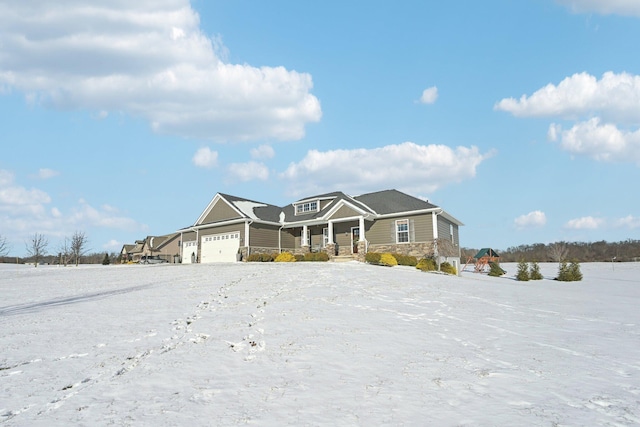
[557,0,640,17]
[565,216,604,230]
[0,168,146,247]
[103,239,122,251]
[498,72,640,165]
[419,86,439,104]
[615,215,640,229]
[228,161,269,182]
[514,211,547,229]
[35,168,60,180]
[280,142,492,197]
[549,118,640,164]
[192,147,218,168]
[0,1,321,142]
[250,145,275,160]
[495,72,640,124]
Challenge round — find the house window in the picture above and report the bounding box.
[450,224,454,242]
[295,200,319,215]
[396,219,409,243]
[323,228,329,247]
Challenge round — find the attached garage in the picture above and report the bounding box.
[200,231,240,263]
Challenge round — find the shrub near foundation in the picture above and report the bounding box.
[379,253,398,267]
[416,258,436,272]
[440,262,457,275]
[274,252,296,262]
[365,252,381,264]
[304,252,329,262]
[392,253,418,266]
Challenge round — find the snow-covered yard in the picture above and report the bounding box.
[1,261,639,426]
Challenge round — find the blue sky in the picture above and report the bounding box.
[1,0,640,256]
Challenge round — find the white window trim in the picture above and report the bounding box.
[322,228,329,247]
[396,219,409,244]
[294,200,320,215]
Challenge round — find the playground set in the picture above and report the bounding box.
[463,248,500,273]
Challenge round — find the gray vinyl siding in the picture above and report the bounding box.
[333,222,356,248]
[281,229,295,249]
[438,217,459,246]
[329,205,360,220]
[201,201,241,224]
[181,231,197,242]
[366,214,434,244]
[320,199,334,210]
[249,223,280,247]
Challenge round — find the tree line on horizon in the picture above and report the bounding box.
[462,239,640,263]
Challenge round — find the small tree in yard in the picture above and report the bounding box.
[102,252,111,265]
[488,262,506,277]
[529,261,544,280]
[25,233,49,267]
[516,260,530,281]
[71,231,89,266]
[556,260,583,282]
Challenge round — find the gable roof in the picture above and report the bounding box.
[354,189,438,215]
[187,188,463,229]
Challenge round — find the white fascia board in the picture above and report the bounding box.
[440,211,465,226]
[376,208,441,220]
[191,218,281,231]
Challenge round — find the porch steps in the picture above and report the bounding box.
[332,255,357,262]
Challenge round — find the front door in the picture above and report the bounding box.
[351,227,360,254]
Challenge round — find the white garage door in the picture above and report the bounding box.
[201,231,240,263]
[182,241,198,264]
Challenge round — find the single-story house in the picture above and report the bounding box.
[177,189,463,269]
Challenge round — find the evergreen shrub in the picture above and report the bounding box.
[247,253,274,262]
[365,252,381,264]
[275,252,296,262]
[440,261,457,275]
[488,262,506,277]
[392,253,418,266]
[379,253,398,266]
[557,261,582,281]
[516,260,530,281]
[529,262,543,280]
[416,258,436,271]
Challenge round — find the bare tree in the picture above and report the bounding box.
[25,233,49,267]
[548,242,569,264]
[71,231,89,266]
[58,237,71,266]
[0,234,10,257]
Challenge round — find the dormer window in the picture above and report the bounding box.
[295,200,319,215]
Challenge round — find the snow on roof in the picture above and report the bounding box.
[233,200,267,220]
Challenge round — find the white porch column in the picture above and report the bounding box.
[302,225,309,246]
[328,221,334,244]
[244,221,250,247]
[359,216,365,242]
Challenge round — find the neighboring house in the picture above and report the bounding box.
[123,240,145,263]
[120,244,136,263]
[121,233,182,263]
[177,189,463,269]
